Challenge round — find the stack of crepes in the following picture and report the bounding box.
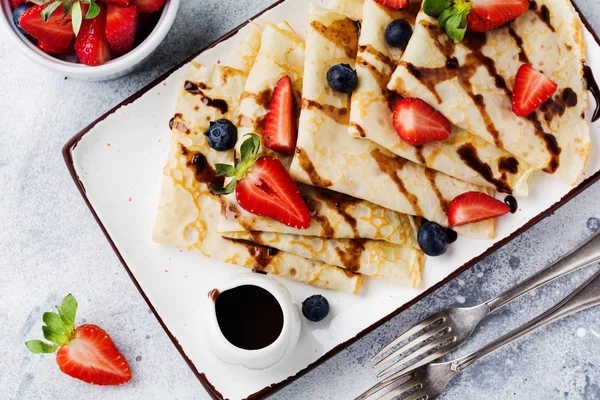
[153,0,591,294]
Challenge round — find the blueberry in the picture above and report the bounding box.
[418,222,449,257]
[204,119,237,151]
[385,19,412,48]
[12,4,33,39]
[302,295,330,322]
[327,64,358,94]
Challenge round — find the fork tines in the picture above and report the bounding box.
[371,311,456,378]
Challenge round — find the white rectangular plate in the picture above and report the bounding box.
[63,1,600,399]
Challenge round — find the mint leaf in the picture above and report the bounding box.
[210,179,237,195]
[41,1,61,22]
[71,1,82,36]
[42,326,69,346]
[25,340,58,354]
[42,312,67,335]
[423,0,453,17]
[86,0,101,19]
[59,294,78,327]
[215,164,237,177]
[446,10,468,43]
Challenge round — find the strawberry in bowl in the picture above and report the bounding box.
[1,0,180,79]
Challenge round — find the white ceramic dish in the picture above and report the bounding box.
[0,0,180,81]
[62,0,600,398]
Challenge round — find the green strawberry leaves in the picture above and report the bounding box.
[25,340,59,354]
[211,133,263,195]
[25,294,78,354]
[423,0,471,43]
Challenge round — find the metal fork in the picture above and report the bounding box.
[358,267,600,400]
[371,229,600,379]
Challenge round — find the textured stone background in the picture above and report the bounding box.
[1,0,599,399]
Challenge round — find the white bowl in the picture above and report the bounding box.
[0,0,180,81]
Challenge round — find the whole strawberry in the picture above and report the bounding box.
[25,294,132,386]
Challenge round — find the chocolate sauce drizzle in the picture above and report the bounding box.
[184,81,229,114]
[181,146,225,191]
[584,65,600,122]
[457,143,515,194]
[504,196,518,214]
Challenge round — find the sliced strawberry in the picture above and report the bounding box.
[74,4,111,66]
[19,5,74,50]
[56,324,131,386]
[263,76,296,155]
[25,294,131,386]
[130,0,165,14]
[236,157,311,229]
[11,0,26,8]
[99,0,131,6]
[373,0,409,9]
[512,64,558,117]
[393,97,451,146]
[106,4,138,56]
[37,40,73,55]
[448,191,510,227]
[467,0,529,33]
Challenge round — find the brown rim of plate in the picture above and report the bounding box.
[62,2,600,399]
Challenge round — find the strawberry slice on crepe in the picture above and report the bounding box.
[512,64,559,117]
[393,97,451,146]
[374,0,409,9]
[25,294,132,386]
[448,191,510,227]
[212,134,311,229]
[263,76,297,156]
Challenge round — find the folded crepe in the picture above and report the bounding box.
[328,0,364,20]
[389,0,590,185]
[215,20,425,284]
[223,231,424,287]
[152,61,362,293]
[349,0,534,195]
[288,3,496,238]
[228,22,263,75]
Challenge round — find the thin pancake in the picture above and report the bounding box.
[389,0,590,184]
[218,21,420,247]
[153,62,362,293]
[350,0,534,195]
[289,3,496,238]
[328,0,364,20]
[223,231,424,287]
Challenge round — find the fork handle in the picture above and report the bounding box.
[485,229,600,312]
[455,269,600,371]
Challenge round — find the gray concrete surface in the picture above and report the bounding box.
[1,0,599,399]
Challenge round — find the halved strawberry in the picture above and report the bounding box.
[19,5,74,50]
[212,134,311,229]
[11,0,26,8]
[512,64,558,117]
[106,4,138,56]
[74,4,111,66]
[467,0,529,33]
[38,40,73,55]
[448,191,510,227]
[393,97,451,146]
[263,76,296,156]
[25,294,132,386]
[373,0,409,9]
[130,0,165,14]
[99,0,131,6]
